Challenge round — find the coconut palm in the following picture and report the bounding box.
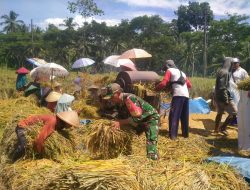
[0,10,24,33]
[59,17,78,30]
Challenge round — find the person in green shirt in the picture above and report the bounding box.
[103,83,160,160]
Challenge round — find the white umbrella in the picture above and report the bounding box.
[30,63,69,82]
[30,67,55,81]
[103,55,120,67]
[119,48,152,59]
[72,58,95,69]
[26,58,47,67]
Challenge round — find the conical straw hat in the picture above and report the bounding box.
[45,91,62,102]
[56,111,80,127]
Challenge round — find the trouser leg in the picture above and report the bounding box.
[12,126,26,161]
[215,113,222,132]
[145,119,159,160]
[169,97,184,139]
[180,97,189,138]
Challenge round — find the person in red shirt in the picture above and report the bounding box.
[155,60,192,140]
[12,111,80,161]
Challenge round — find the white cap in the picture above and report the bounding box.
[232,58,240,63]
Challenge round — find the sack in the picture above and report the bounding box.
[171,70,186,86]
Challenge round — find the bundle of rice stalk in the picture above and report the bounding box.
[0,114,83,162]
[131,133,210,162]
[0,96,48,130]
[25,125,75,160]
[202,162,249,190]
[0,159,61,190]
[46,159,140,190]
[124,157,210,190]
[85,119,132,159]
[237,77,250,91]
[72,99,101,119]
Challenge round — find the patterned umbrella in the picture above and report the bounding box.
[30,63,68,82]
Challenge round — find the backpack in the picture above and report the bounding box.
[171,70,186,86]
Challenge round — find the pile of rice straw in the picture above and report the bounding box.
[131,133,211,162]
[237,77,250,91]
[0,114,89,163]
[0,158,140,190]
[0,96,48,130]
[85,119,132,159]
[72,99,101,119]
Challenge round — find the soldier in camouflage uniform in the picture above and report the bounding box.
[103,83,160,160]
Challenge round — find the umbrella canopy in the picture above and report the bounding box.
[16,67,29,74]
[72,58,95,69]
[119,59,137,71]
[26,58,47,67]
[30,67,56,82]
[33,62,68,77]
[103,55,120,67]
[119,48,152,59]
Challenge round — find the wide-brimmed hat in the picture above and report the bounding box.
[103,83,121,99]
[88,85,99,91]
[45,91,62,102]
[53,81,62,88]
[16,67,29,74]
[56,111,80,127]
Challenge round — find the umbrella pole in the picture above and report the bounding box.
[51,69,53,88]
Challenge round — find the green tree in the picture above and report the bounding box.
[175,2,213,33]
[0,11,24,33]
[68,0,104,18]
[59,17,78,30]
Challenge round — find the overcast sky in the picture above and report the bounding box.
[1,0,250,30]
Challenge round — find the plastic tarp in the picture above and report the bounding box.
[207,156,250,182]
[189,97,210,114]
[238,90,250,150]
[160,97,210,115]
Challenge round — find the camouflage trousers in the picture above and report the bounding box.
[144,119,159,160]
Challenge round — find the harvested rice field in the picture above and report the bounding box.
[0,69,249,190]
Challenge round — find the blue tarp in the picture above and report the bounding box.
[189,97,210,114]
[207,156,250,182]
[160,97,210,114]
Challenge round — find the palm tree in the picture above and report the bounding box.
[59,17,78,30]
[0,10,24,33]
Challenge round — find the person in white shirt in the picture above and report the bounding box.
[155,60,192,140]
[230,58,249,106]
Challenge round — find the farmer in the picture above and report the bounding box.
[16,67,29,91]
[12,111,80,161]
[105,83,160,160]
[230,58,249,107]
[55,93,75,114]
[155,60,192,140]
[214,57,237,134]
[45,91,62,112]
[53,81,63,94]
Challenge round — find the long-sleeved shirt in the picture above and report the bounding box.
[18,115,57,153]
[156,68,191,97]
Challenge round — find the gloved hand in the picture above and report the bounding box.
[112,121,120,130]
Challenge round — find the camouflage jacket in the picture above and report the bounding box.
[122,93,159,123]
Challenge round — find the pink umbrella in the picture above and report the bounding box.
[16,67,29,74]
[119,59,137,71]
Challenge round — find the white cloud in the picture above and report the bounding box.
[116,0,188,9]
[38,15,121,30]
[116,0,250,16]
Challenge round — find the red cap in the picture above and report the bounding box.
[16,67,29,74]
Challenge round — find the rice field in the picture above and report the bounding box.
[0,67,249,190]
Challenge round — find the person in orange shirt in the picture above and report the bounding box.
[12,111,79,161]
